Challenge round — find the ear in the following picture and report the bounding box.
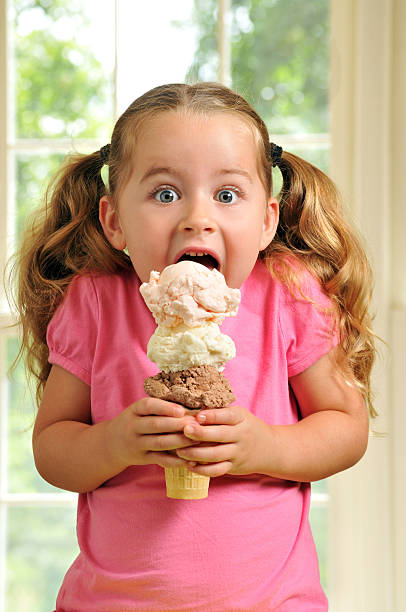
[259,197,279,250]
[99,196,126,250]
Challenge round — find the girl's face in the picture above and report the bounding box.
[100,111,278,288]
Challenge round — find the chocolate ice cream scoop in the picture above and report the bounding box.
[144,365,235,409]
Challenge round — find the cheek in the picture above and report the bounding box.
[124,214,170,262]
[120,208,156,241]
[246,214,269,244]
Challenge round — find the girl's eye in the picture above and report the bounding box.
[153,188,179,204]
[217,189,238,204]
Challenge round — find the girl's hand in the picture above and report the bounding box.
[106,398,199,470]
[176,405,272,477]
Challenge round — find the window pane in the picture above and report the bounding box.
[309,505,328,595]
[116,0,200,112]
[312,479,328,495]
[181,0,219,84]
[12,0,115,140]
[272,145,330,196]
[230,0,330,135]
[6,506,78,611]
[287,145,330,174]
[6,337,64,494]
[13,142,106,249]
[14,153,65,242]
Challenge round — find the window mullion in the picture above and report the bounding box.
[272,133,330,147]
[1,493,77,507]
[311,492,329,507]
[217,0,231,86]
[113,0,119,120]
[0,337,9,612]
[0,0,9,602]
[9,138,103,153]
[0,0,9,315]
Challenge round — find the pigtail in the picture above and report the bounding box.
[8,151,131,405]
[263,151,376,416]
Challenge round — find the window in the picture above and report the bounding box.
[0,1,331,608]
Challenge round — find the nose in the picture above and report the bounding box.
[177,197,217,234]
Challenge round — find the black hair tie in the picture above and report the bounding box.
[100,144,111,164]
[270,143,283,167]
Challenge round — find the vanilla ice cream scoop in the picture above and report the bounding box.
[147,321,236,372]
[140,261,241,328]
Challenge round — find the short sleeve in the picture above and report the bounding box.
[279,270,339,378]
[47,275,99,385]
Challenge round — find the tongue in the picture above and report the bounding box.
[178,254,217,269]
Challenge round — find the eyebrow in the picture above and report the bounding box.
[218,168,253,183]
[140,166,253,184]
[140,167,182,184]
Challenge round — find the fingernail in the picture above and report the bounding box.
[174,406,184,416]
[184,425,195,435]
[197,413,206,422]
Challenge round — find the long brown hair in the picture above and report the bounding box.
[8,82,376,415]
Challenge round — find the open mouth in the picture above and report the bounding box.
[176,252,220,270]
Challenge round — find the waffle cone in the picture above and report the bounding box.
[164,466,210,500]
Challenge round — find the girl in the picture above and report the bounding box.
[12,82,375,611]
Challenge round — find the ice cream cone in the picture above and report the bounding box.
[140,261,240,500]
[164,466,210,500]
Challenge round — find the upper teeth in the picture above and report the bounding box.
[185,252,209,257]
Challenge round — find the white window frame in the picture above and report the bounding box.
[3,1,401,610]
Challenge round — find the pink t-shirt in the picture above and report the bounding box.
[48,259,337,611]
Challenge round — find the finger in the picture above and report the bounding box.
[143,433,201,453]
[176,442,236,464]
[196,406,243,426]
[137,415,190,435]
[189,461,232,478]
[133,398,185,417]
[183,423,236,443]
[148,452,192,468]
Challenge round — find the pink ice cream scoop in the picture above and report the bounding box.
[140,261,240,328]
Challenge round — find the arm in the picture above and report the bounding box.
[33,365,197,494]
[177,348,370,482]
[259,347,369,481]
